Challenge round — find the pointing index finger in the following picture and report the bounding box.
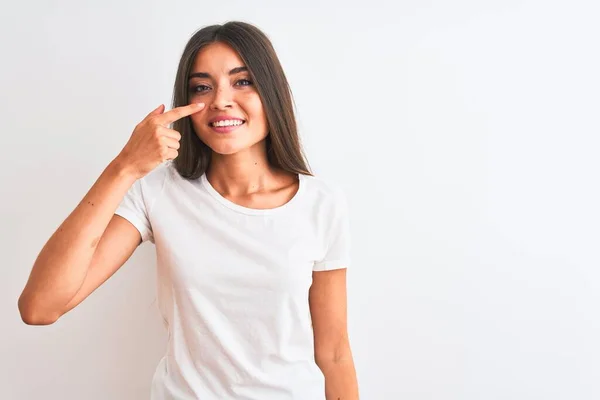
[157,103,205,126]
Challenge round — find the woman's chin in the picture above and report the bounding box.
[201,134,269,157]
[207,142,247,156]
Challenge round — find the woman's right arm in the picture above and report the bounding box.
[18,102,205,325]
[18,159,141,325]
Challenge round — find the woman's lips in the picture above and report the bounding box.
[209,121,245,134]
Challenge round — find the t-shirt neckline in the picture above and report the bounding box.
[200,172,305,216]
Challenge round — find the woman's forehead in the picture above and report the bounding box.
[192,42,245,73]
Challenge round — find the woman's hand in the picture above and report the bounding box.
[116,103,205,179]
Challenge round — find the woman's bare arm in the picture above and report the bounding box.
[18,103,205,325]
[310,268,359,399]
[18,158,140,325]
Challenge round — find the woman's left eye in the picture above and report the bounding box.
[236,79,252,86]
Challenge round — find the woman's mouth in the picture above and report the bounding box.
[209,119,246,134]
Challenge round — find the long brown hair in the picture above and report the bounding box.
[171,21,312,180]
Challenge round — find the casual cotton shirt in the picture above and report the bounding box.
[115,160,352,400]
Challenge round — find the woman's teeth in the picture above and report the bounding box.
[211,120,244,127]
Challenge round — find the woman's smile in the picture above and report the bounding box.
[209,120,246,134]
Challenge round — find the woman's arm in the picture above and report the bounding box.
[18,103,204,325]
[309,268,359,400]
[18,158,139,324]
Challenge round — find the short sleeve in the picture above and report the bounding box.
[313,185,352,271]
[115,178,154,244]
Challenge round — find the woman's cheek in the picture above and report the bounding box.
[190,109,207,123]
[189,116,206,136]
[246,97,266,118]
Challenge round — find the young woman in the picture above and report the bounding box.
[18,21,358,399]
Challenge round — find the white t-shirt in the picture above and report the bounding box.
[115,160,352,400]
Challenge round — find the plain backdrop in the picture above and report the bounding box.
[1,1,599,399]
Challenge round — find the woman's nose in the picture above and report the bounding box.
[209,86,234,110]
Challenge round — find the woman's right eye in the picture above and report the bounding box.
[190,85,210,93]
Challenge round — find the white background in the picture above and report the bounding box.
[1,1,599,399]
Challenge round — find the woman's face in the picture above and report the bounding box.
[187,41,269,156]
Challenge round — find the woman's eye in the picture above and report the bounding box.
[190,80,252,94]
[191,85,210,93]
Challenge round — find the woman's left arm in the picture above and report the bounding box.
[309,268,359,400]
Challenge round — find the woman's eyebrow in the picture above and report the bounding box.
[188,66,248,80]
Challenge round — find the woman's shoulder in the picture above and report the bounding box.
[138,161,176,185]
[133,161,177,201]
[301,173,348,204]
